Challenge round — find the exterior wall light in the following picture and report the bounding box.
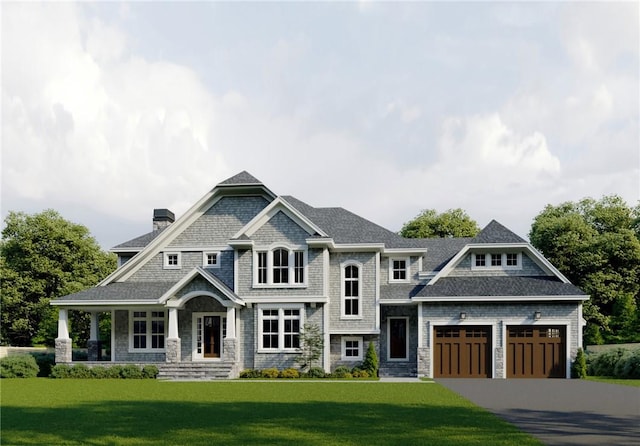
[534,311,541,321]
[459,312,467,320]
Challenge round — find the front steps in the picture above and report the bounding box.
[379,364,417,378]
[157,362,234,380]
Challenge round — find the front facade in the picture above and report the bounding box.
[53,172,588,378]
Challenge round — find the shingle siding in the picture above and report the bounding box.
[449,253,548,277]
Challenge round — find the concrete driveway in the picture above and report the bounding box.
[437,379,640,446]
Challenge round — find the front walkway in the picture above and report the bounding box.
[437,379,640,446]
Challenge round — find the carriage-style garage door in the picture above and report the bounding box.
[434,326,491,378]
[507,326,566,378]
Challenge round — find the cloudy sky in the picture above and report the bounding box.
[2,1,638,249]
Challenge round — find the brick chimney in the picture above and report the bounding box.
[153,209,175,231]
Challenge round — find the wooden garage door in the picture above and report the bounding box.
[507,326,566,378]
[434,326,491,378]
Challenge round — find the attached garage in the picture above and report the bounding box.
[434,326,491,378]
[507,326,566,378]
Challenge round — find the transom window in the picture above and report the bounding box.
[343,263,360,318]
[389,258,409,282]
[472,253,521,270]
[130,311,166,351]
[258,306,303,351]
[254,247,306,286]
[341,337,363,360]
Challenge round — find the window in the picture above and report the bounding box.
[506,253,519,267]
[389,258,409,282]
[130,311,165,351]
[472,253,521,270]
[342,263,360,318]
[491,254,502,266]
[254,247,306,286]
[203,252,219,268]
[341,337,363,360]
[258,306,303,351]
[163,252,181,269]
[475,254,486,267]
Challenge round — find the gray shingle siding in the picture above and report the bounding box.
[252,211,311,245]
[449,253,548,277]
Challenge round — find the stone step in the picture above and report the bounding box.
[157,362,234,380]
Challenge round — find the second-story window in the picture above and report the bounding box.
[389,258,409,282]
[343,263,360,317]
[254,247,306,286]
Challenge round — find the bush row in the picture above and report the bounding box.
[240,365,373,379]
[51,364,159,379]
[587,348,640,379]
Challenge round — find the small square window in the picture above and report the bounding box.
[506,253,518,266]
[164,252,181,269]
[341,337,363,360]
[491,254,502,266]
[475,254,486,267]
[203,252,219,267]
[390,258,408,282]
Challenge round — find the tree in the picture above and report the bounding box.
[295,323,324,372]
[361,341,379,377]
[529,196,640,345]
[399,208,480,238]
[1,210,116,346]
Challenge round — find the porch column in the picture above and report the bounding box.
[166,308,180,363]
[87,312,102,361]
[226,307,236,338]
[55,309,72,363]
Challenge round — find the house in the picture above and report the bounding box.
[52,171,588,379]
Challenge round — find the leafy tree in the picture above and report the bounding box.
[1,210,116,346]
[295,323,324,372]
[529,196,640,345]
[400,208,480,238]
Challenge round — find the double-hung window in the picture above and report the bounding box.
[130,311,166,351]
[389,258,409,282]
[254,247,306,286]
[258,305,303,351]
[342,263,360,318]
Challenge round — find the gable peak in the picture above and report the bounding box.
[219,171,263,186]
[473,220,526,244]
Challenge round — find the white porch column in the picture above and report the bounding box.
[168,308,179,338]
[226,307,236,339]
[55,309,72,363]
[166,308,180,363]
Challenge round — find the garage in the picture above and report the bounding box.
[434,326,491,378]
[507,326,566,378]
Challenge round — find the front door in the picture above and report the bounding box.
[388,317,409,360]
[193,313,226,360]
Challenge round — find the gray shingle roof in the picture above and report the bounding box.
[53,282,176,303]
[113,227,168,250]
[380,276,585,300]
[473,220,526,243]
[219,171,263,185]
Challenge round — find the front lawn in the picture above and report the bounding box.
[1,379,542,446]
[585,376,640,387]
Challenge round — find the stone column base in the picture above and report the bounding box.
[495,347,504,379]
[223,338,238,362]
[87,340,102,361]
[166,338,181,362]
[417,347,430,377]
[55,338,72,363]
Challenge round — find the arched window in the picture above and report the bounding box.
[254,247,306,286]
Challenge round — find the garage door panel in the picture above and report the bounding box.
[434,326,491,378]
[507,326,565,378]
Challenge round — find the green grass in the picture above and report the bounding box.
[585,376,640,387]
[0,379,542,446]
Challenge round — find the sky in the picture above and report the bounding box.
[2,1,639,249]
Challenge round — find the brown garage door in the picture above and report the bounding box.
[507,326,566,378]
[434,326,491,378]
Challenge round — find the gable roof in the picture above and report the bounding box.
[219,171,264,186]
[160,267,244,308]
[112,227,168,251]
[473,220,526,243]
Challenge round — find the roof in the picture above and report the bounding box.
[380,276,586,300]
[219,171,263,185]
[53,282,176,303]
[113,227,168,250]
[473,220,526,243]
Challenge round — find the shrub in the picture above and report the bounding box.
[306,367,326,378]
[0,355,39,378]
[261,368,280,379]
[105,365,123,379]
[589,348,628,376]
[120,364,144,379]
[361,342,379,377]
[69,363,92,378]
[50,364,72,379]
[280,368,299,379]
[571,348,587,379]
[142,365,159,379]
[91,366,108,379]
[621,350,640,379]
[31,352,56,377]
[240,369,262,378]
[352,369,370,378]
[332,366,352,378]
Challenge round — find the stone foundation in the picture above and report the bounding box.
[87,340,102,361]
[166,338,181,363]
[495,347,504,378]
[55,338,72,363]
